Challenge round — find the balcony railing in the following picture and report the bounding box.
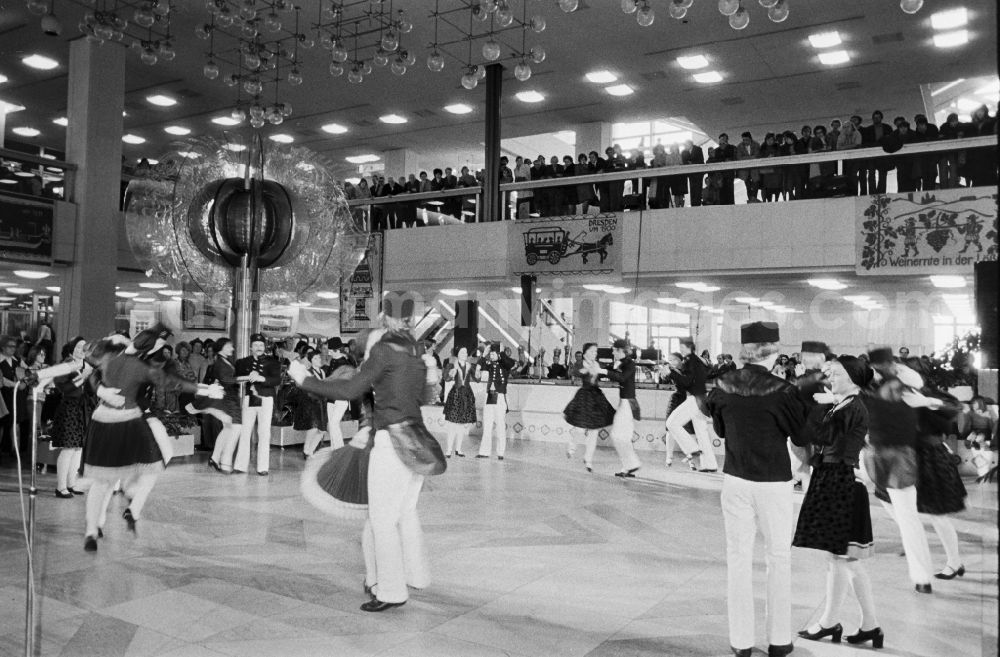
[346,135,996,228]
[0,148,76,203]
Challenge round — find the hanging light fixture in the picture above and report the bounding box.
[636,1,655,26]
[729,3,750,29]
[899,0,923,14]
[718,0,740,16]
[767,0,789,22]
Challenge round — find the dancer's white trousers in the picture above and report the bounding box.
[362,431,429,603]
[666,396,717,469]
[235,396,273,473]
[721,474,792,650]
[478,395,507,457]
[610,400,642,472]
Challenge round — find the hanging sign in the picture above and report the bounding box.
[508,213,622,278]
[856,188,997,275]
[340,232,383,333]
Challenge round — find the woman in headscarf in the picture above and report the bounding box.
[288,299,445,612]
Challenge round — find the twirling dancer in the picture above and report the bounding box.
[297,349,329,458]
[794,356,883,649]
[81,327,221,551]
[186,338,244,473]
[289,302,446,612]
[606,339,642,478]
[442,346,476,458]
[50,337,95,498]
[563,343,615,472]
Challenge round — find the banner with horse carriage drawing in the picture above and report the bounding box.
[508,213,622,279]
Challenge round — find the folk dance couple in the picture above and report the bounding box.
[662,339,719,472]
[291,301,446,612]
[563,339,641,476]
[79,327,223,551]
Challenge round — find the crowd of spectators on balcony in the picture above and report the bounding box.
[343,103,997,228]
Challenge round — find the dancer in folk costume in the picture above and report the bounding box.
[563,342,616,472]
[50,337,96,497]
[81,327,222,551]
[476,344,515,460]
[289,300,446,612]
[605,339,642,478]
[664,338,717,472]
[443,346,477,457]
[186,338,243,473]
[794,356,883,650]
[296,349,330,458]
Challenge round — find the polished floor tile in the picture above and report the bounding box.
[0,438,996,657]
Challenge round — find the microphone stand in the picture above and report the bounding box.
[22,386,38,657]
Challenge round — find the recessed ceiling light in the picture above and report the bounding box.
[177,151,201,159]
[843,295,870,302]
[818,50,850,66]
[224,143,246,151]
[693,71,723,84]
[676,301,699,308]
[146,94,177,107]
[0,101,26,113]
[933,30,969,48]
[345,154,380,164]
[930,7,968,30]
[808,278,847,290]
[138,282,168,289]
[733,296,759,303]
[605,84,634,96]
[115,291,138,298]
[156,289,183,296]
[0,74,7,85]
[930,275,966,288]
[515,90,545,103]
[677,55,709,70]
[7,287,33,295]
[45,286,60,292]
[656,297,680,304]
[440,289,467,296]
[586,70,618,83]
[808,31,842,48]
[133,296,155,303]
[22,54,59,70]
[52,117,68,126]
[212,115,241,126]
[12,127,40,137]
[269,133,294,143]
[321,122,349,134]
[379,113,407,124]
[164,125,191,135]
[122,134,145,144]
[316,291,339,299]
[13,270,49,279]
[443,103,474,114]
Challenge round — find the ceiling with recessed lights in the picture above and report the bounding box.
[0,1,996,180]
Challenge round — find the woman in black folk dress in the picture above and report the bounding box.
[564,343,615,472]
[443,347,476,457]
[794,356,882,649]
[51,337,95,497]
[297,350,329,458]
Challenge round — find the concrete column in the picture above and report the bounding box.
[59,39,124,346]
[483,63,503,223]
[382,148,417,181]
[575,122,612,156]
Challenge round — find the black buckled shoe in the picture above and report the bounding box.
[123,508,137,535]
[360,598,406,612]
[768,643,794,657]
[798,623,842,643]
[84,536,98,552]
[846,627,884,649]
[934,565,965,580]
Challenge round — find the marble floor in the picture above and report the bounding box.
[0,439,996,657]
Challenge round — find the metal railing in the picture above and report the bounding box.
[0,148,76,203]
[345,135,996,227]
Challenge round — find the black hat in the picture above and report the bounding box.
[327,337,344,350]
[132,323,172,353]
[740,321,779,344]
[836,355,873,388]
[490,342,501,353]
[800,341,829,355]
[382,294,415,321]
[867,347,894,366]
[612,338,630,350]
[249,333,266,345]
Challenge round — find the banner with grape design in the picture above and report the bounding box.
[857,187,997,275]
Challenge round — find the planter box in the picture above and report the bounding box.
[171,433,195,458]
[271,425,302,447]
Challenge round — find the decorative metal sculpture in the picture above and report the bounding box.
[124,132,364,355]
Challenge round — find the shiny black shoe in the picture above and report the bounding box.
[846,627,884,649]
[257,471,269,476]
[497,456,504,461]
[476,455,488,459]
[97,528,104,539]
[360,598,406,612]
[798,623,842,643]
[768,643,794,657]
[123,508,137,535]
[69,488,85,496]
[731,648,752,657]
[934,565,965,579]
[455,452,465,457]
[209,459,222,472]
[84,536,97,552]
[915,583,933,594]
[55,490,74,499]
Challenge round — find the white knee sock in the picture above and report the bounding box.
[818,558,850,628]
[846,560,879,631]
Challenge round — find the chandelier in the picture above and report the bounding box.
[27,0,176,64]
[315,0,577,88]
[621,0,790,30]
[197,1,312,127]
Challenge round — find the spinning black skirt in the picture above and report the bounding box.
[794,462,873,559]
[300,444,371,520]
[444,384,477,424]
[564,386,616,429]
[916,441,967,515]
[81,410,164,481]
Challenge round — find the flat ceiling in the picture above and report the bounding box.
[0,1,997,180]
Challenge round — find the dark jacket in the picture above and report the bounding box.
[672,353,708,397]
[607,356,637,400]
[234,355,281,397]
[707,363,809,482]
[482,352,516,397]
[804,395,868,466]
[299,331,426,429]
